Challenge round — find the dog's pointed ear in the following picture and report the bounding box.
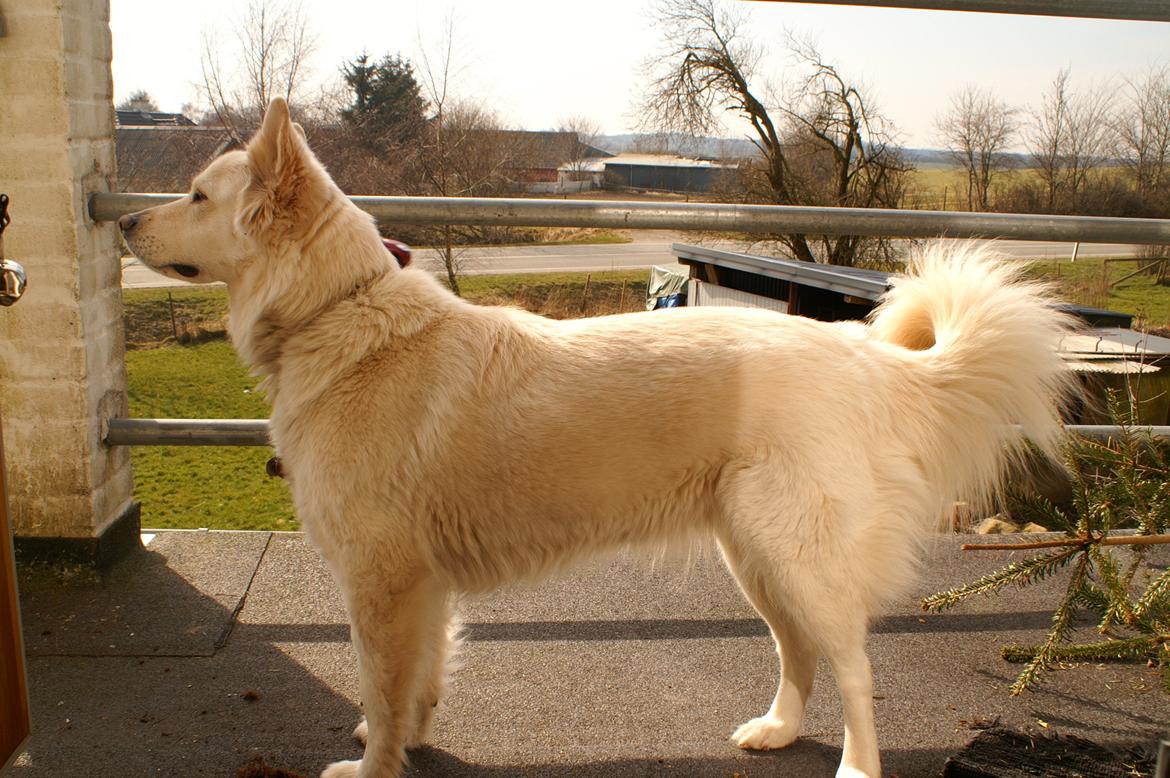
[239,97,309,235]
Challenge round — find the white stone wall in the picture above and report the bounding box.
[0,0,134,539]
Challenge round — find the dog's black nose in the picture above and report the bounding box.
[118,213,139,231]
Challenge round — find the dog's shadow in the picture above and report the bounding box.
[405,738,959,777]
[405,739,842,777]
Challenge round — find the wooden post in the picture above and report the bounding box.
[580,273,592,314]
[1,410,31,769]
[167,291,178,341]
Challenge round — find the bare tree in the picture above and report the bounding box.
[1115,64,1170,201]
[414,15,520,294]
[640,0,910,266]
[199,0,318,136]
[934,85,1018,211]
[1064,81,1115,208]
[1025,68,1115,212]
[415,13,465,294]
[556,114,604,175]
[1026,69,1071,210]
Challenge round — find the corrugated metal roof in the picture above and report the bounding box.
[604,153,737,169]
[673,243,892,300]
[1060,327,1170,356]
[1062,359,1159,374]
[1060,327,1170,373]
[116,110,196,127]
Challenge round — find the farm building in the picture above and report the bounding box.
[114,126,233,192]
[565,153,739,194]
[672,243,1170,425]
[502,131,612,192]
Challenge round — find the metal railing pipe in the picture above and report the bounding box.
[760,0,1170,22]
[90,193,1170,245]
[104,418,270,447]
[103,418,1170,446]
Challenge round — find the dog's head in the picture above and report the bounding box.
[119,98,355,287]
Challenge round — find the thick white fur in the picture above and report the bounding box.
[121,99,1074,778]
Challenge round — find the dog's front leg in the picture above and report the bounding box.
[322,574,449,778]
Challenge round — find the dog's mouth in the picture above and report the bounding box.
[168,263,201,278]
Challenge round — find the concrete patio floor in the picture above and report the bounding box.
[10,530,1168,777]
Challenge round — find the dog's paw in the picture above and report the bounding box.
[320,760,361,778]
[352,718,368,746]
[731,716,800,751]
[835,767,879,778]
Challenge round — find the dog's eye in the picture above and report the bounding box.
[191,190,207,203]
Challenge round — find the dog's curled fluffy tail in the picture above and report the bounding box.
[868,242,1077,511]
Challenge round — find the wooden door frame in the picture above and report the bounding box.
[1,412,31,771]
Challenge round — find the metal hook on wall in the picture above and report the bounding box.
[0,195,28,306]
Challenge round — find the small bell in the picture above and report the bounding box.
[0,194,26,306]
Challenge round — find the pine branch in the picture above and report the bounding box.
[921,546,1081,613]
[961,533,1170,552]
[1001,635,1161,663]
[1091,546,1135,630]
[1135,565,1170,623]
[1010,556,1091,695]
[936,392,1170,694]
[1078,583,1113,622]
[1161,645,1170,696]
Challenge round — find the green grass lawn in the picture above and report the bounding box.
[1027,257,1170,329]
[127,340,297,530]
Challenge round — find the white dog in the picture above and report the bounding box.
[120,98,1073,778]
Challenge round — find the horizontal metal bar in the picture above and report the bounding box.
[760,0,1170,22]
[90,192,1170,244]
[104,418,1170,446]
[1068,425,1170,439]
[104,418,270,446]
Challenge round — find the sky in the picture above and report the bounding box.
[109,1,1170,150]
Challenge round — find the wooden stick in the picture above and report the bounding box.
[963,534,1170,552]
[1110,257,1168,287]
[580,273,591,314]
[167,291,179,341]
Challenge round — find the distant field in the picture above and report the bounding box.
[905,167,964,208]
[905,166,1049,210]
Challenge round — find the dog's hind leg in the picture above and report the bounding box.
[726,539,882,777]
[322,573,450,778]
[820,624,881,778]
[719,537,818,752]
[716,464,882,778]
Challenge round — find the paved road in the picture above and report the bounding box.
[120,238,1146,289]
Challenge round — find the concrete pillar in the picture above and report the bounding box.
[0,0,138,565]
